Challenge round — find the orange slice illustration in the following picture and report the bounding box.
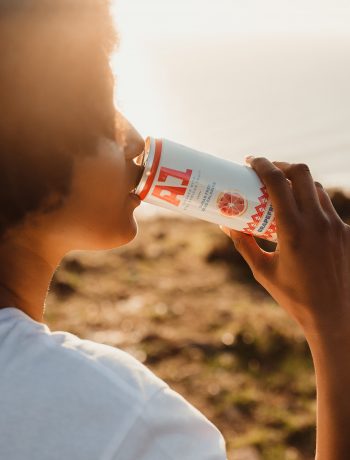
[216,191,247,218]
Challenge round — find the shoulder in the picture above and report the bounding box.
[113,385,227,460]
[48,330,168,403]
[0,310,227,460]
[49,333,228,459]
[0,312,171,459]
[50,332,227,459]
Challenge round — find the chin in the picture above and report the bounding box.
[122,216,139,245]
[109,215,139,250]
[83,210,140,251]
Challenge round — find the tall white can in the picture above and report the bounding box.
[134,137,277,242]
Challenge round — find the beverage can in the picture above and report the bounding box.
[134,137,277,242]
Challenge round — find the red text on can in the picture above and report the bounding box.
[151,167,193,207]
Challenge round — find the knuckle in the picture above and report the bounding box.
[265,168,286,183]
[233,238,243,251]
[291,163,311,175]
[345,223,350,238]
[313,216,348,244]
[233,237,247,254]
[250,157,266,169]
[251,262,266,282]
[252,156,266,164]
[331,217,346,236]
[312,214,332,235]
[281,220,301,247]
[251,270,262,283]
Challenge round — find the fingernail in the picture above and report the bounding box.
[245,155,254,164]
[315,181,323,189]
[219,225,231,237]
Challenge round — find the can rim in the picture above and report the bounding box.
[134,137,156,198]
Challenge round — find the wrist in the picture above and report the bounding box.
[303,320,350,365]
[297,301,350,349]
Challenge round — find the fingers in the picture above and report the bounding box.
[220,226,272,280]
[314,182,344,222]
[246,157,299,234]
[272,161,323,217]
[273,161,343,223]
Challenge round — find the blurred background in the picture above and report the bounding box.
[47,2,350,459]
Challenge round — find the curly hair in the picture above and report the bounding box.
[0,0,120,238]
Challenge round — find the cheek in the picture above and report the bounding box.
[100,154,125,203]
[81,176,140,248]
[67,155,133,243]
[88,202,139,249]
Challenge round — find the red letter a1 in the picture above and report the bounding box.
[152,185,187,207]
[158,167,192,186]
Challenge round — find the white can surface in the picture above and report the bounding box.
[134,137,277,242]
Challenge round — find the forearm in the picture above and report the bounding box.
[306,325,350,460]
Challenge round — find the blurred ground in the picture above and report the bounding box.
[45,189,350,460]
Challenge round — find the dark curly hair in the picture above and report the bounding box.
[0,0,120,238]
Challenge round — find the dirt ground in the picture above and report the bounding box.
[44,212,326,460]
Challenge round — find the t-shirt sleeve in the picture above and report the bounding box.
[109,385,227,460]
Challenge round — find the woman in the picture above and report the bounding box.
[0,1,349,459]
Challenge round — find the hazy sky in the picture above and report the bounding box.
[112,0,350,40]
[111,1,350,132]
[110,1,350,203]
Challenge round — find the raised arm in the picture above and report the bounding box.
[220,157,350,460]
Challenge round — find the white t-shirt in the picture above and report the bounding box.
[0,307,227,460]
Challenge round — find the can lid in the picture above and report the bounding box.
[134,137,156,198]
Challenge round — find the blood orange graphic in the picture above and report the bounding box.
[217,191,247,217]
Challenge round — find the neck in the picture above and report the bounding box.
[0,232,64,323]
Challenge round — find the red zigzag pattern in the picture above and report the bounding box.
[242,185,277,240]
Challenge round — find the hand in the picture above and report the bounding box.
[220,157,350,338]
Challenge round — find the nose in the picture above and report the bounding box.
[116,112,146,193]
[115,111,145,161]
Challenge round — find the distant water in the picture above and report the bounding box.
[115,35,350,219]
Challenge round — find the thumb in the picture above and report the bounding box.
[219,226,268,275]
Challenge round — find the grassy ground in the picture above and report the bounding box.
[44,212,325,460]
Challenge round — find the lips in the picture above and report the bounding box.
[129,152,146,194]
[133,150,145,167]
[130,168,144,194]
